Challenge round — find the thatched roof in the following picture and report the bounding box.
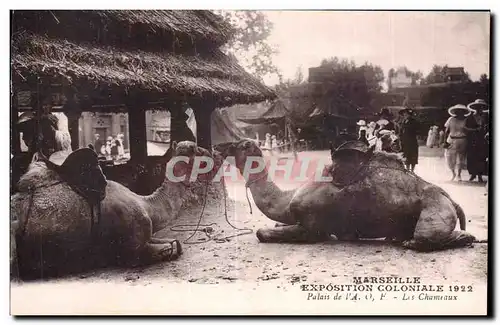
[12,10,233,49]
[11,10,276,108]
[237,100,290,124]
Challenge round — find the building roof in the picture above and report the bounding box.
[444,67,465,75]
[11,10,276,109]
[237,100,290,124]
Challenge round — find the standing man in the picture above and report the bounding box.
[93,133,103,156]
[399,108,419,173]
[465,99,489,182]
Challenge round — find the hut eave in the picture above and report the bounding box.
[11,34,276,109]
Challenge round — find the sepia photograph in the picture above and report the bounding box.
[8,6,491,316]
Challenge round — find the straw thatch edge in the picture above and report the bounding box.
[12,34,276,108]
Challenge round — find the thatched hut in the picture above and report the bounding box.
[11,10,276,192]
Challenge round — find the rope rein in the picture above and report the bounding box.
[170,175,254,245]
[244,172,269,215]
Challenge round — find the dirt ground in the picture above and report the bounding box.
[10,146,489,315]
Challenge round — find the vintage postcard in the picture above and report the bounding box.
[9,9,490,315]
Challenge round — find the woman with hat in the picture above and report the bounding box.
[399,108,419,172]
[444,104,471,181]
[356,119,367,137]
[375,108,396,132]
[465,99,489,182]
[365,121,378,146]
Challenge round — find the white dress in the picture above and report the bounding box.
[271,138,279,153]
[264,137,272,150]
[426,128,434,147]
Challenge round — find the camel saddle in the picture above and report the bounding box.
[37,148,108,232]
[332,140,371,156]
[329,140,375,187]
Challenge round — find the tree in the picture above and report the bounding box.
[308,56,385,115]
[274,66,305,93]
[318,57,384,93]
[423,65,448,84]
[294,65,305,84]
[480,73,489,84]
[215,10,279,81]
[410,70,424,85]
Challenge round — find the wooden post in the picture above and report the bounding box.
[127,95,148,163]
[63,90,82,151]
[10,87,20,155]
[190,100,215,150]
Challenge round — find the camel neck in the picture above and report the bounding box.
[242,166,296,225]
[246,170,269,187]
[145,180,187,231]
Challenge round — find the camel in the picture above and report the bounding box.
[215,139,476,251]
[11,140,213,279]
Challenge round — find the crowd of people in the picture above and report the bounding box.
[443,99,489,182]
[354,99,490,182]
[259,132,288,155]
[93,133,126,160]
[356,107,419,171]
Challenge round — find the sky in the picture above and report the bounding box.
[257,11,490,86]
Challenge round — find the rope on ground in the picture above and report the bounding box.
[170,176,253,245]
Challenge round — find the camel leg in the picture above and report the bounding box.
[402,231,475,252]
[274,222,289,227]
[256,225,330,243]
[116,212,182,266]
[402,194,475,251]
[140,241,182,264]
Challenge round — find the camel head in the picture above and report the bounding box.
[168,141,215,184]
[18,112,71,158]
[213,139,262,172]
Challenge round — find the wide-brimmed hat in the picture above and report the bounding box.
[448,104,471,117]
[333,140,370,154]
[356,119,367,126]
[18,111,36,125]
[467,99,489,114]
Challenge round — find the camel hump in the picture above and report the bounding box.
[332,141,374,160]
[334,140,370,153]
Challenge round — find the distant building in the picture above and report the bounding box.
[79,112,129,151]
[443,67,468,83]
[389,67,412,89]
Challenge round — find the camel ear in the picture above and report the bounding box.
[213,142,236,158]
[31,152,41,163]
[163,146,173,159]
[171,141,177,151]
